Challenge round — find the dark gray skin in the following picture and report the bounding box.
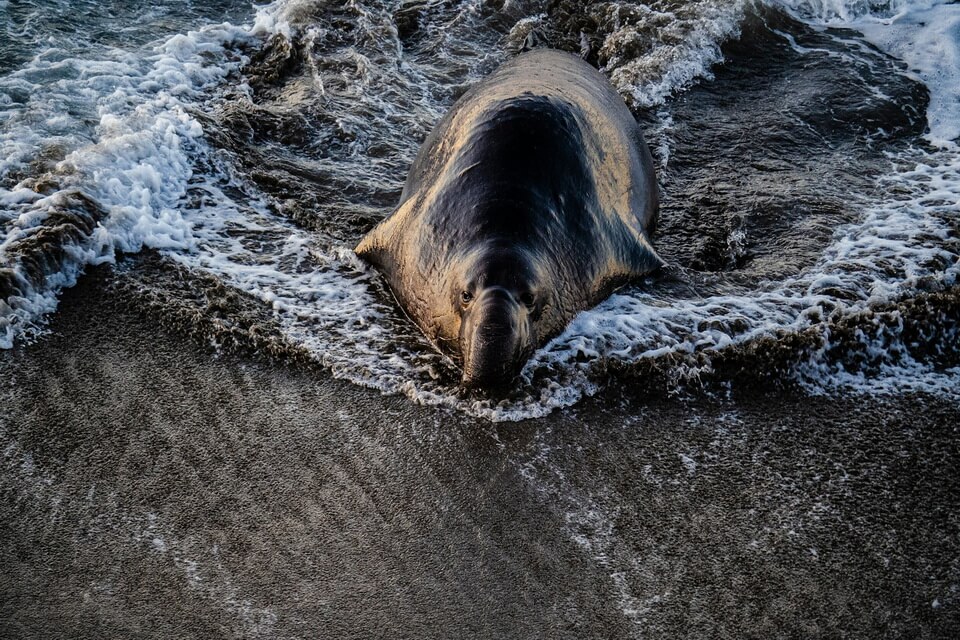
[356,49,662,389]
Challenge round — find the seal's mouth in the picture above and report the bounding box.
[460,287,531,390]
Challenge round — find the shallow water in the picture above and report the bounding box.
[1,0,958,419]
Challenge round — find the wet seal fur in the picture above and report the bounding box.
[356,49,662,388]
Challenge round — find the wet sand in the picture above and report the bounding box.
[2,265,958,639]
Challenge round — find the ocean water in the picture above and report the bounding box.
[1,0,958,420]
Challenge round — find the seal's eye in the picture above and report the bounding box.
[460,290,473,305]
[520,292,536,308]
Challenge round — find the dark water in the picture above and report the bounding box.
[1,0,958,418]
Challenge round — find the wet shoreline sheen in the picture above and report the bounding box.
[2,264,957,638]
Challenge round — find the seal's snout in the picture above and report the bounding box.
[460,287,531,390]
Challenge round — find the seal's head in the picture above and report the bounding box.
[454,244,543,389]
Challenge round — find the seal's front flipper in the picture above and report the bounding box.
[356,216,399,271]
[626,234,666,278]
[355,198,417,271]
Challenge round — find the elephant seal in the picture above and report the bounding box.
[356,49,662,388]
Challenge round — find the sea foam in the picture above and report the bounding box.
[773,0,960,147]
[0,8,281,348]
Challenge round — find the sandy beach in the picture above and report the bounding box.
[2,263,958,638]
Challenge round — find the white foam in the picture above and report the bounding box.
[598,1,751,108]
[529,149,959,402]
[773,0,960,147]
[169,143,957,421]
[0,5,289,348]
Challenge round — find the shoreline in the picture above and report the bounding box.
[1,265,958,638]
